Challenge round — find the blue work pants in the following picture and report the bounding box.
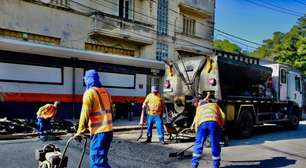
[192,121,221,168]
[147,114,164,142]
[90,131,113,168]
[37,117,50,137]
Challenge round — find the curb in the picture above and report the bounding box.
[0,131,67,140]
[113,125,146,132]
[0,126,145,140]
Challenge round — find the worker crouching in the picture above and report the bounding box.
[36,101,60,138]
[191,97,225,168]
[142,85,165,144]
[76,69,113,168]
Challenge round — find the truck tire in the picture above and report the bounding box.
[286,112,299,130]
[237,110,253,138]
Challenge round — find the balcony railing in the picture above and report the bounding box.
[89,12,154,45]
[23,0,69,8]
[180,0,214,17]
[50,0,69,7]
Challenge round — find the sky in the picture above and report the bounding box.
[214,0,306,51]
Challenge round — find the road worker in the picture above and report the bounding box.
[75,69,113,168]
[36,101,60,138]
[191,95,225,168]
[141,85,165,144]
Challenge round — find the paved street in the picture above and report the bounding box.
[1,121,306,168]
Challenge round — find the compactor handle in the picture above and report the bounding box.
[58,135,88,168]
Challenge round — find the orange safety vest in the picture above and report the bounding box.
[193,103,225,130]
[36,104,57,120]
[88,87,113,134]
[143,93,164,115]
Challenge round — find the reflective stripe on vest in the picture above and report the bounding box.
[195,103,223,129]
[89,88,113,134]
[198,106,219,122]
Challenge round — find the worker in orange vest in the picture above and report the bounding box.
[36,101,60,138]
[141,85,165,144]
[76,69,113,168]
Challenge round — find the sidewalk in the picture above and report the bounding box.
[113,117,143,132]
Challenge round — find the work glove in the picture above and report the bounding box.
[73,133,83,143]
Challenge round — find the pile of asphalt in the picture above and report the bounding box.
[0,118,75,135]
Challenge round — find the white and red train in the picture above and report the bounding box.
[0,38,164,119]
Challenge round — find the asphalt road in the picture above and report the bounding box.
[1,121,306,168]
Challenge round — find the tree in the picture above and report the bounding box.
[213,39,242,53]
[251,14,306,74]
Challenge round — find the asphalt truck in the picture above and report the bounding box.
[163,50,304,138]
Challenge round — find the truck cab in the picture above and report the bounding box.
[260,61,303,107]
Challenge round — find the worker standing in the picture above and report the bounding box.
[141,85,165,144]
[191,96,225,168]
[36,101,60,138]
[76,69,113,168]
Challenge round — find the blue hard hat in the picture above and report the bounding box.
[84,69,102,89]
[151,85,159,92]
[85,69,99,79]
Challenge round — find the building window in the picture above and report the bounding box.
[119,0,133,19]
[183,16,196,36]
[85,43,135,56]
[156,42,168,61]
[157,0,168,36]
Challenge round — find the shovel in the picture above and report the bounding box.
[169,144,194,158]
[137,107,146,141]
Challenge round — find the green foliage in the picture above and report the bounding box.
[251,14,306,74]
[213,39,242,53]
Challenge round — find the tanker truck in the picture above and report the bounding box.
[163,50,303,138]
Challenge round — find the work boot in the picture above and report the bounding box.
[159,137,165,145]
[145,138,151,143]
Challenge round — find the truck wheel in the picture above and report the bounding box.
[286,113,299,130]
[237,111,253,138]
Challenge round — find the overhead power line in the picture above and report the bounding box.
[215,28,262,46]
[70,0,214,52]
[94,0,211,40]
[293,0,306,6]
[216,33,258,50]
[259,0,304,15]
[94,0,262,47]
[245,0,302,17]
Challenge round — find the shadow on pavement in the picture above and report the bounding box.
[222,157,296,168]
[228,122,306,146]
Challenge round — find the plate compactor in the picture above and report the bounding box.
[35,136,87,168]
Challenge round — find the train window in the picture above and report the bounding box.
[0,62,62,84]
